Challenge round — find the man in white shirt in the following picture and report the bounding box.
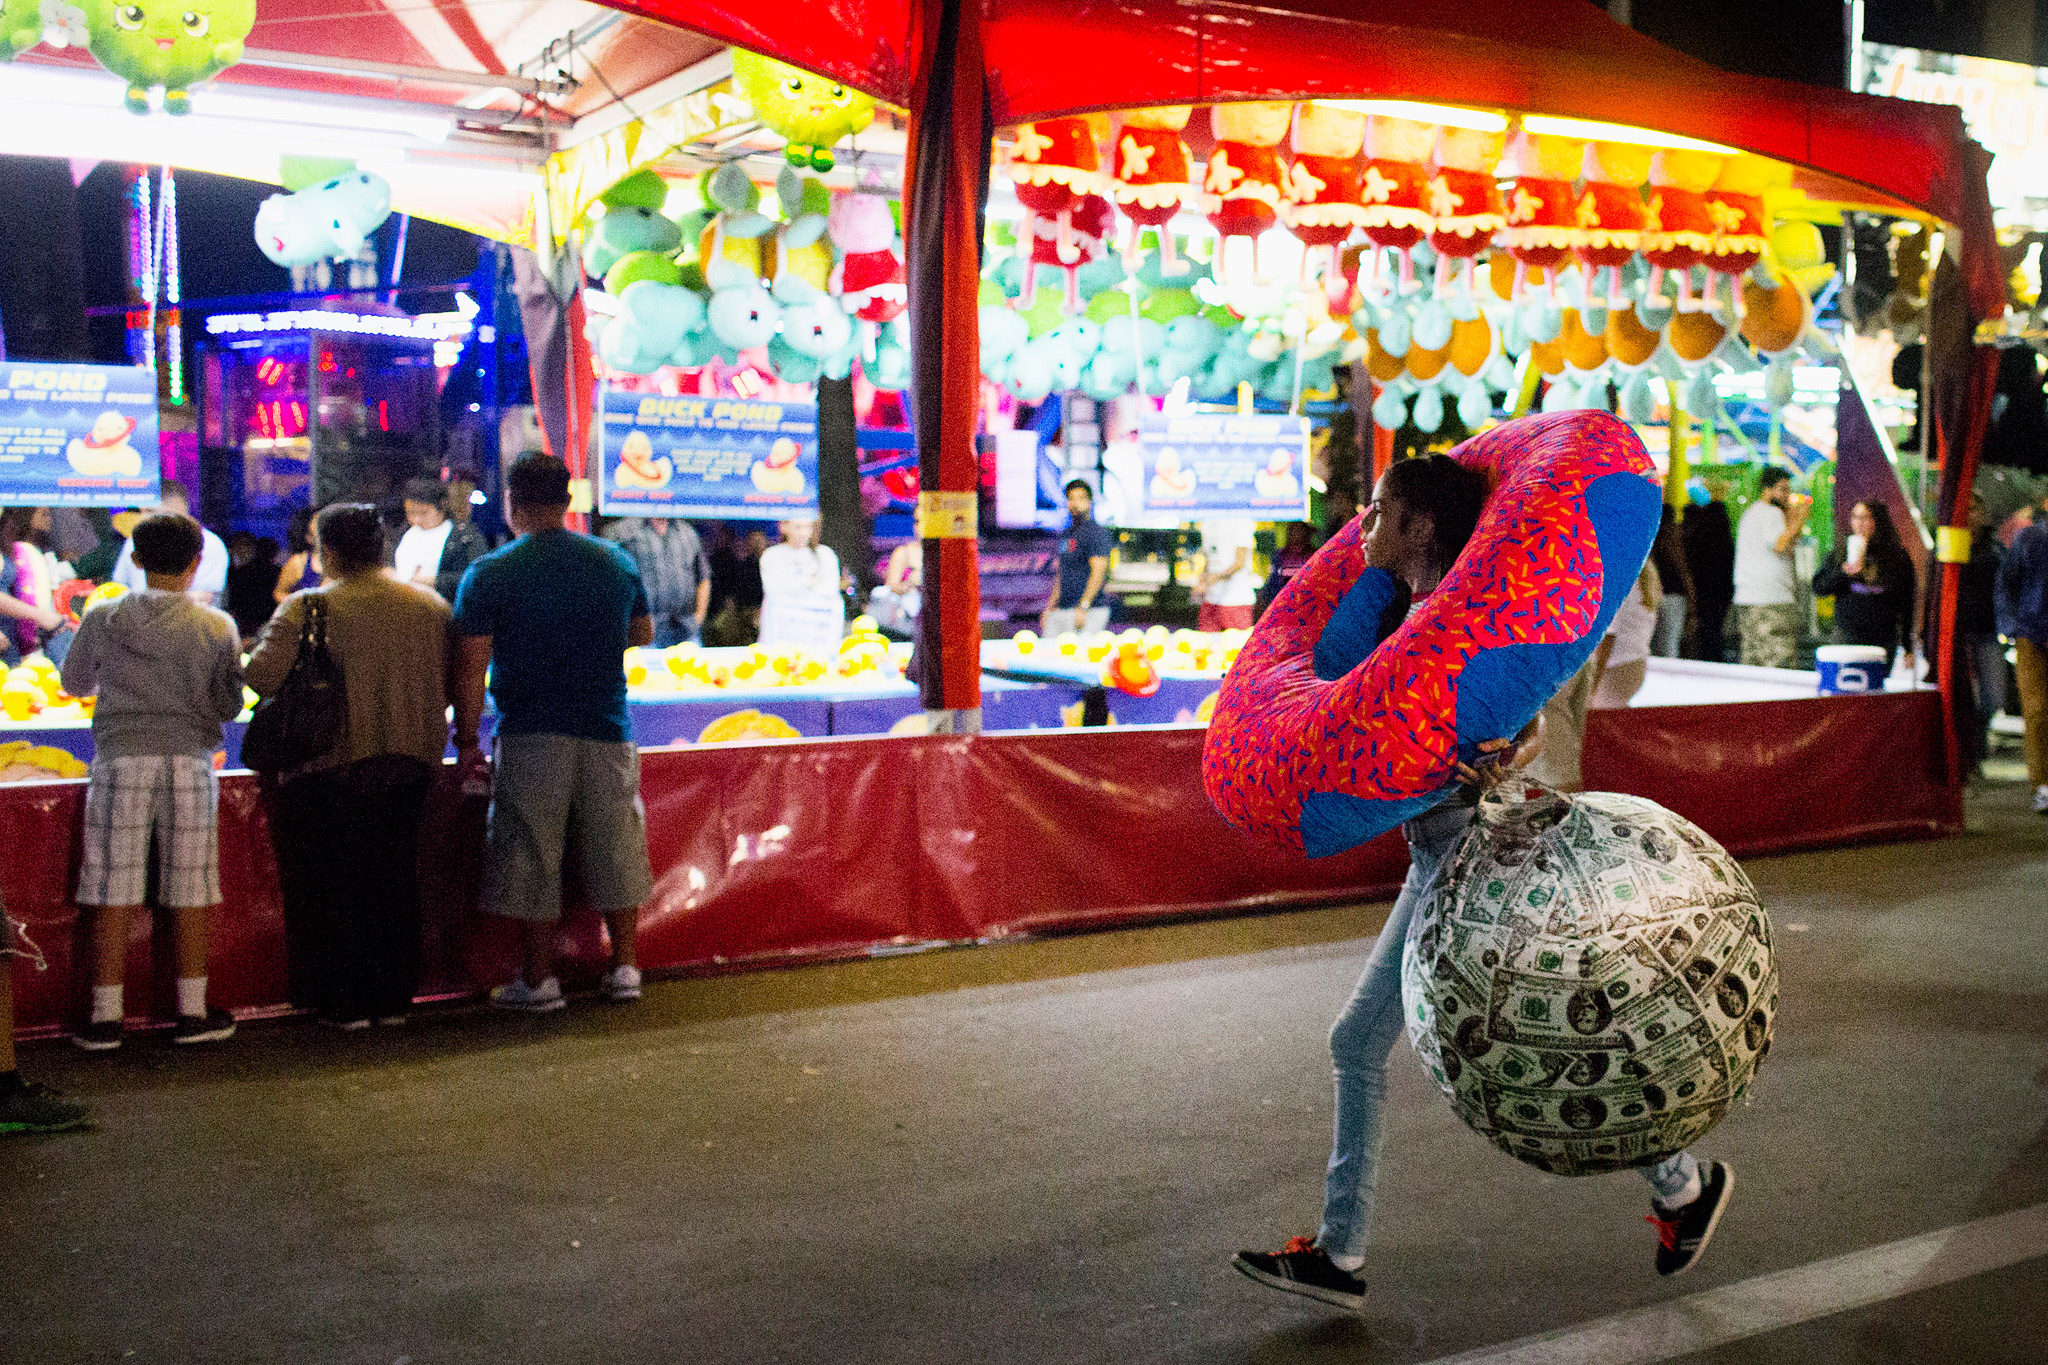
[110,480,228,607]
[394,478,457,595]
[1731,466,1810,670]
[1197,518,1260,632]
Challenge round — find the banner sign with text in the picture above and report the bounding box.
[0,363,160,507]
[599,391,820,519]
[1138,411,1309,519]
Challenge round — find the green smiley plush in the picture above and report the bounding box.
[3,0,43,58]
[87,0,255,114]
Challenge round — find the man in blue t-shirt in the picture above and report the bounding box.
[453,455,655,1012]
[1041,479,1113,638]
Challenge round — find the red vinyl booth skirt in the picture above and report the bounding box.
[5,691,1958,1036]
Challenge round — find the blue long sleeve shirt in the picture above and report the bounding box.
[1995,517,2048,644]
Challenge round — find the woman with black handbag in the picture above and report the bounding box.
[245,503,454,1030]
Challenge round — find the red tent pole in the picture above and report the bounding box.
[904,0,988,728]
[563,285,595,533]
[1932,343,1998,785]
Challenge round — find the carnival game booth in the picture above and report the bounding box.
[2,0,1998,1035]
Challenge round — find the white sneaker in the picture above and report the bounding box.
[601,965,643,1002]
[490,976,565,1012]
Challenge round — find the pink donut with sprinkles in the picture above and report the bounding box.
[1202,411,1661,857]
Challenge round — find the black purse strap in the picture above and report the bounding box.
[290,595,329,674]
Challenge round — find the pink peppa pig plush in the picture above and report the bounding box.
[1204,102,1293,285]
[1641,147,1723,309]
[828,176,906,354]
[1283,102,1369,302]
[1358,113,1437,295]
[1426,125,1507,297]
[1110,105,1197,276]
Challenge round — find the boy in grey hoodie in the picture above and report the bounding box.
[60,513,245,1051]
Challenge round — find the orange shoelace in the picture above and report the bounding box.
[1645,1213,1682,1250]
[1282,1235,1317,1256]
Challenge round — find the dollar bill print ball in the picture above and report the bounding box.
[1401,784,1776,1176]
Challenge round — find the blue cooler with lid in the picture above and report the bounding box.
[1814,644,1888,695]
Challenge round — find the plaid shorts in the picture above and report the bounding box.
[77,755,221,909]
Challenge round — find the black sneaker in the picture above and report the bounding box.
[172,1006,236,1046]
[71,1019,122,1052]
[1231,1235,1367,1310]
[1648,1160,1734,1277]
[0,1080,90,1135]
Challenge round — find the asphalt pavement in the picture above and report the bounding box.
[3,777,2043,1365]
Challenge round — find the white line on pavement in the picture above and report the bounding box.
[1419,1201,2048,1365]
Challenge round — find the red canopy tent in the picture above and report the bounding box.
[589,0,2005,763]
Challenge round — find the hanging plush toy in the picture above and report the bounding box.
[87,0,254,114]
[729,51,878,172]
[1573,141,1653,310]
[3,0,42,57]
[1204,102,1293,286]
[828,174,907,360]
[695,163,774,288]
[1640,148,1722,310]
[1282,102,1368,301]
[1028,192,1115,314]
[1705,154,1771,313]
[1110,106,1197,276]
[1426,125,1507,298]
[1355,113,1436,296]
[253,171,393,268]
[1008,115,1107,304]
[1500,128,1584,302]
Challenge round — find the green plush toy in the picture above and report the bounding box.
[729,50,877,172]
[87,0,255,114]
[3,0,43,59]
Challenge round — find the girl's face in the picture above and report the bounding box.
[1361,475,1432,581]
[780,519,816,548]
[1850,503,1877,539]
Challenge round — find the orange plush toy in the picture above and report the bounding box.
[1426,124,1507,297]
[1283,102,1369,301]
[1008,116,1107,304]
[1358,113,1436,294]
[1574,141,1652,310]
[1111,106,1197,275]
[1500,128,1583,302]
[1640,147,1723,310]
[1704,154,1770,313]
[1204,102,1294,285]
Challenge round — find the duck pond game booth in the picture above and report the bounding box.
[2,0,2005,1034]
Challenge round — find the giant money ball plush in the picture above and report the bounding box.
[1401,783,1777,1176]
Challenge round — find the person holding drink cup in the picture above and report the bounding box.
[1812,499,1915,671]
[1732,467,1809,670]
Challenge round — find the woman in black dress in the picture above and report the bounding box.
[1812,499,1916,668]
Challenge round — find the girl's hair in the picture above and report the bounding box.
[1379,454,1490,579]
[1857,500,1906,568]
[286,506,316,556]
[0,507,36,548]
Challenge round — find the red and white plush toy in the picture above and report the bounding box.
[1283,102,1369,302]
[1203,101,1293,285]
[1704,153,1770,313]
[1574,141,1653,310]
[1111,105,1197,276]
[1029,192,1115,312]
[1357,113,1436,294]
[1426,125,1507,297]
[1640,147,1722,309]
[1007,115,1107,304]
[829,175,906,328]
[1500,128,1584,302]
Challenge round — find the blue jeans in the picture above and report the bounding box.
[1316,802,1697,1259]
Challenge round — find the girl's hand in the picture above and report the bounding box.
[1455,736,1519,793]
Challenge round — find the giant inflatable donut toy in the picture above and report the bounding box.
[1202,411,1660,857]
